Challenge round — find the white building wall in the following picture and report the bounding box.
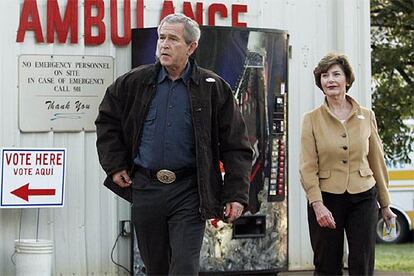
[0,0,371,274]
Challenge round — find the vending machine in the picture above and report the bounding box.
[131,26,289,275]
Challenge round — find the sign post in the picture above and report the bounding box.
[0,148,66,208]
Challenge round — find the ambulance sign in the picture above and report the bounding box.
[1,148,66,208]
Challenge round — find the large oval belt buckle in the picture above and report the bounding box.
[156,169,176,184]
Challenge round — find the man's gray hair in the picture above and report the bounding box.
[158,13,201,44]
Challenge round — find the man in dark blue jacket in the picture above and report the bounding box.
[95,13,252,275]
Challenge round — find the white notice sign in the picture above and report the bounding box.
[0,148,66,208]
[18,55,114,132]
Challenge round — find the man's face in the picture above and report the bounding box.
[156,22,197,72]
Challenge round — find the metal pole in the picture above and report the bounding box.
[36,208,40,242]
[18,209,23,242]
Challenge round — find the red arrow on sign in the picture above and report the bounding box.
[11,183,56,202]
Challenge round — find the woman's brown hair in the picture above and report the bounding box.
[313,53,355,92]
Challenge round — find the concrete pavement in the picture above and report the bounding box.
[278,270,414,275]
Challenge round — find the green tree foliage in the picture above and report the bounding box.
[371,0,414,165]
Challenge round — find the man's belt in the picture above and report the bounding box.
[135,166,196,184]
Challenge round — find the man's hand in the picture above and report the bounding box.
[112,170,132,188]
[224,202,244,223]
[312,201,336,229]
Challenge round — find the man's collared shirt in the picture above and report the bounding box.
[134,63,196,170]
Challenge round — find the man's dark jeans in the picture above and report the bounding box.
[131,171,205,276]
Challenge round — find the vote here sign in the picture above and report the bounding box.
[0,148,66,208]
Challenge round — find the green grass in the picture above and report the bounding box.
[375,243,414,274]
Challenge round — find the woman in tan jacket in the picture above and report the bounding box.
[300,53,395,276]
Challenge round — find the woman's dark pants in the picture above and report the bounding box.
[308,187,378,276]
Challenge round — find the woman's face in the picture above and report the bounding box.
[320,64,348,97]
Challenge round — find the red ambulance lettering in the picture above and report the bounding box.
[110,0,131,46]
[232,4,247,27]
[208,4,227,26]
[47,0,78,43]
[183,2,203,24]
[16,0,44,43]
[84,0,105,45]
[16,0,247,45]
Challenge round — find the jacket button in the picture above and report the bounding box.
[341,133,347,138]
[343,146,348,150]
[342,160,348,164]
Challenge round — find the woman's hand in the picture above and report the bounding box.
[381,206,396,227]
[312,201,336,229]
